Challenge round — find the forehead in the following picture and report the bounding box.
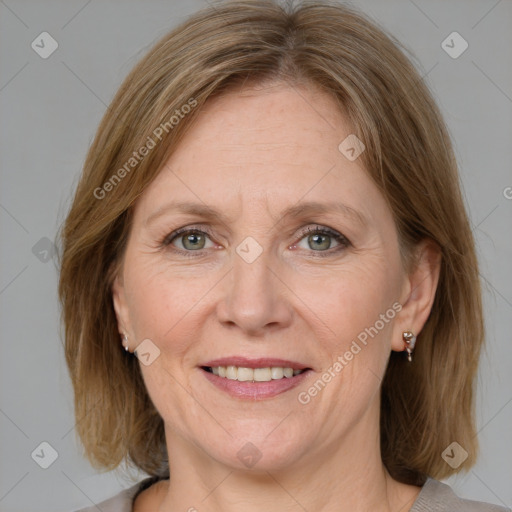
[134,83,387,227]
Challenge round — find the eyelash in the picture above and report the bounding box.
[161,225,351,258]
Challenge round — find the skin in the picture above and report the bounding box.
[112,81,441,512]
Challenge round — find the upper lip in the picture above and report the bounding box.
[201,357,311,371]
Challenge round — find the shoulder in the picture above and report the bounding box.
[412,478,510,512]
[71,476,159,512]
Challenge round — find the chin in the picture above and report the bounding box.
[202,424,313,473]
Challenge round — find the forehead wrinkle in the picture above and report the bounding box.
[216,142,301,151]
[268,200,368,229]
[144,197,367,230]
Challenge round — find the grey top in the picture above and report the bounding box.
[73,476,510,512]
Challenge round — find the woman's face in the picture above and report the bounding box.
[113,82,413,472]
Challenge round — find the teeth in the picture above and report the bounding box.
[208,365,304,381]
[226,365,237,380]
[271,367,284,379]
[237,367,253,381]
[254,367,272,381]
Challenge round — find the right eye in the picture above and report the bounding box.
[162,226,217,255]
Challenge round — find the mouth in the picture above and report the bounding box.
[199,357,313,400]
[201,365,307,381]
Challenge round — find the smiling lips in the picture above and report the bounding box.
[206,365,304,381]
[200,357,312,399]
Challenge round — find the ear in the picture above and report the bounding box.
[391,239,442,352]
[112,271,133,339]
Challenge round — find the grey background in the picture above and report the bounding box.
[1,0,511,511]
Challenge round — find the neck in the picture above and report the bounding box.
[158,399,420,512]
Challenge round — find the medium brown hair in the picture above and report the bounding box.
[58,0,483,485]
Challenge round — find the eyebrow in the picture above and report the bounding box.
[145,200,367,228]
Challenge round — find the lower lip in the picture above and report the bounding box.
[200,368,311,400]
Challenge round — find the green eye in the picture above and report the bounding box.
[163,224,350,258]
[295,226,350,254]
[307,232,333,251]
[180,232,207,250]
[164,228,214,252]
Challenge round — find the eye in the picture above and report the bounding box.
[162,224,350,258]
[163,227,215,252]
[294,226,350,254]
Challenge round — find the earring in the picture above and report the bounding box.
[402,331,416,362]
[122,334,130,352]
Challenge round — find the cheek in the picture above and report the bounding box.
[317,272,398,384]
[292,262,402,419]
[123,262,214,425]
[124,257,211,349]
[294,260,400,343]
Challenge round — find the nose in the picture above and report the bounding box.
[216,247,293,336]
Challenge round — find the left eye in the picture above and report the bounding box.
[295,228,347,252]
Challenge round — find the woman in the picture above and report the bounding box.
[59,1,508,511]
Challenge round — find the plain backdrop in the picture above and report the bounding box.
[1,1,511,511]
